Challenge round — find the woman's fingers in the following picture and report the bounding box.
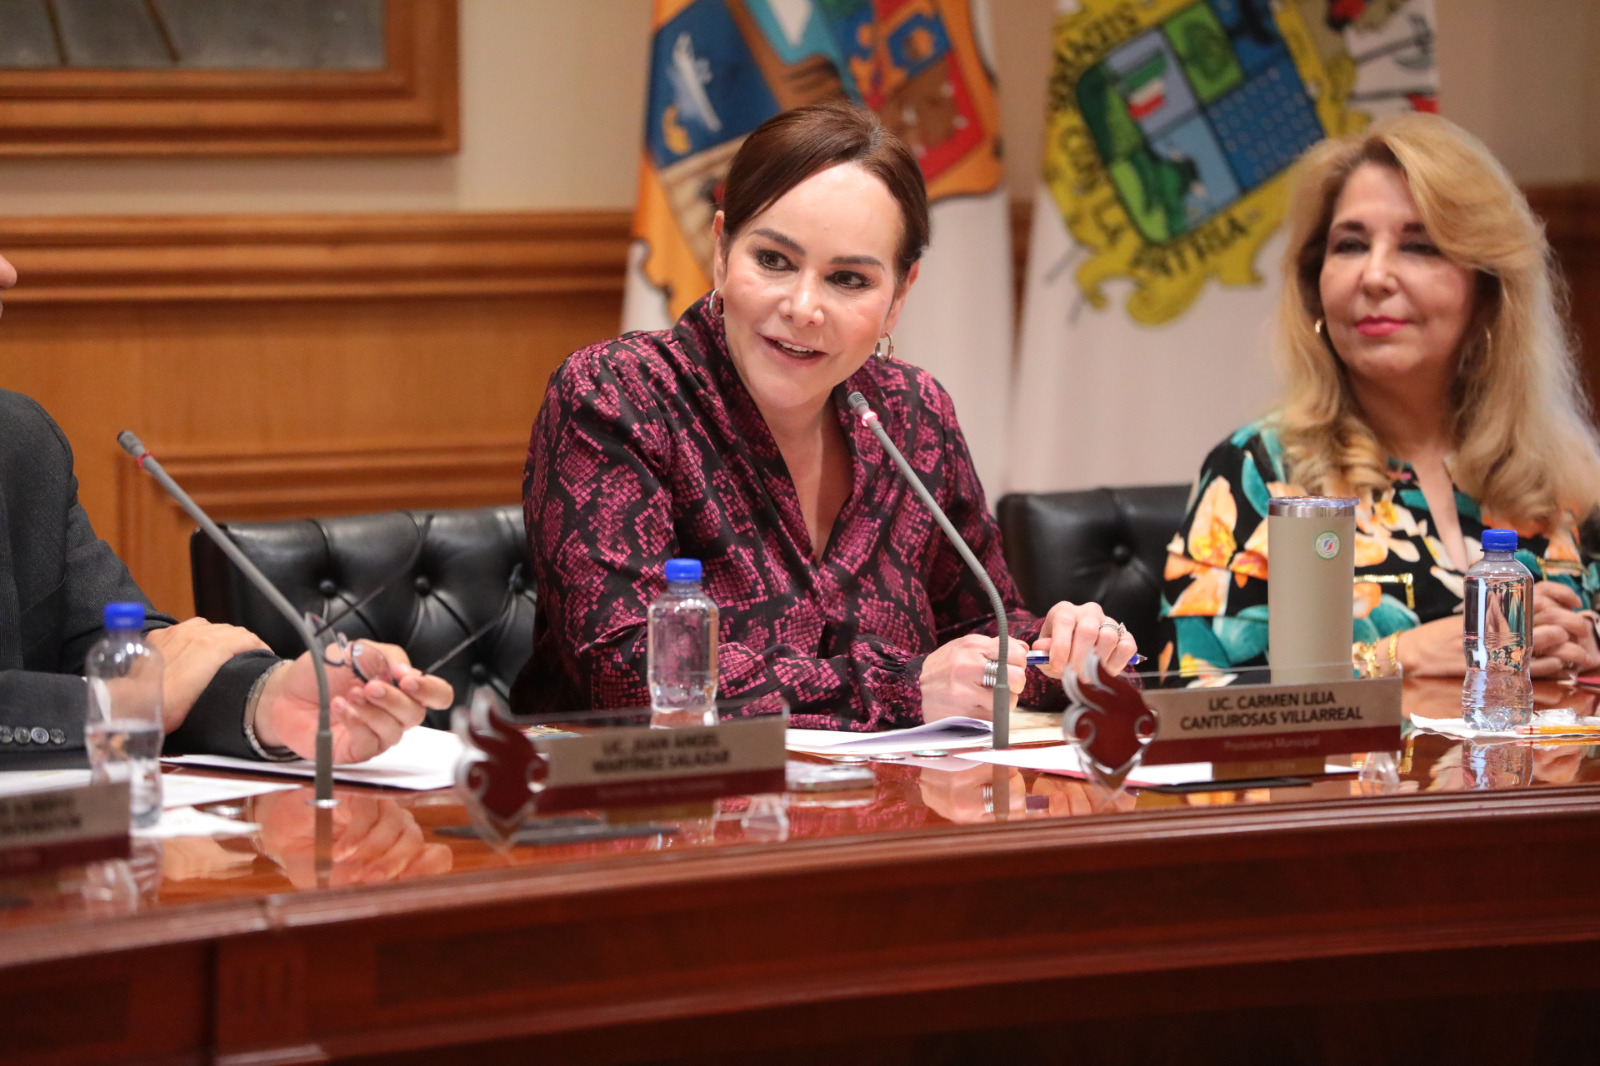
[1107,631,1140,672]
[1533,622,1577,657]
[1036,601,1131,677]
[1533,580,1583,611]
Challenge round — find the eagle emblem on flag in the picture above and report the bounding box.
[635,0,1002,319]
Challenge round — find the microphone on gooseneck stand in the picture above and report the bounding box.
[117,432,337,808]
[846,392,1013,749]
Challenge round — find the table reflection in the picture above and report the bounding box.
[15,679,1600,933]
[918,764,1025,823]
[251,786,452,889]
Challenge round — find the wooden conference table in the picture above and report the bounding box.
[4,678,1600,1066]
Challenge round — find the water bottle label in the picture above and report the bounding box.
[1314,531,1341,560]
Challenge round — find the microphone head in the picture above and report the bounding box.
[847,391,880,426]
[117,431,148,460]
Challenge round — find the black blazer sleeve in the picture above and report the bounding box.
[0,391,276,764]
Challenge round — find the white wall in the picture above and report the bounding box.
[0,0,1589,218]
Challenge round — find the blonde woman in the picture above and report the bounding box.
[1161,112,1600,679]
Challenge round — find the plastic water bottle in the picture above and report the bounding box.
[85,602,164,828]
[648,558,718,727]
[1462,528,1534,731]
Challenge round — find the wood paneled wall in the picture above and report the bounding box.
[1530,185,1600,416]
[2,187,1595,618]
[0,211,630,615]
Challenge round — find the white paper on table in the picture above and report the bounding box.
[1409,710,1600,741]
[786,716,1069,756]
[961,744,1357,788]
[1408,713,1511,739]
[136,806,261,839]
[163,725,463,791]
[160,774,297,809]
[0,768,91,796]
[787,717,994,755]
[0,768,299,807]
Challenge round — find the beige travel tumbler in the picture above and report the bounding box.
[1268,497,1357,684]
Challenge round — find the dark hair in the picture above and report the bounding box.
[720,100,929,286]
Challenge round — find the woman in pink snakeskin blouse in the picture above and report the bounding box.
[513,103,1138,730]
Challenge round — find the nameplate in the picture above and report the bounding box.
[532,716,787,813]
[0,781,130,874]
[1140,676,1402,766]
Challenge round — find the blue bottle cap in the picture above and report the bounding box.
[1481,528,1518,552]
[664,558,702,583]
[103,602,146,630]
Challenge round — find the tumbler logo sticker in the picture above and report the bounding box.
[1315,530,1341,560]
[1041,0,1438,325]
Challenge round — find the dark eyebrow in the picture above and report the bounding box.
[749,227,886,271]
[830,254,885,269]
[751,227,803,254]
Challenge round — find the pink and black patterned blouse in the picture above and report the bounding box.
[512,296,1057,730]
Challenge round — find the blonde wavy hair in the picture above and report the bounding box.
[1274,111,1600,530]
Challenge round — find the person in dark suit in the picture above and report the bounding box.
[0,250,453,766]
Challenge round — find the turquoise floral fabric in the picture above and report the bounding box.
[1159,421,1599,672]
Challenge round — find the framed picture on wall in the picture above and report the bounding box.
[0,0,457,155]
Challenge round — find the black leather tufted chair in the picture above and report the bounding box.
[190,506,535,729]
[996,485,1191,659]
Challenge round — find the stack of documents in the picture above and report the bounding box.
[164,725,463,791]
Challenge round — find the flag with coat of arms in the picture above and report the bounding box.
[623,0,1015,497]
[1008,0,1440,494]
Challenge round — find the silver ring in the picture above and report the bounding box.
[1098,620,1127,637]
[981,658,999,690]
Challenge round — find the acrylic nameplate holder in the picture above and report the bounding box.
[1134,661,1402,780]
[1062,653,1159,795]
[0,780,131,875]
[454,690,788,851]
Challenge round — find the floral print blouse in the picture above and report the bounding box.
[1160,420,1599,673]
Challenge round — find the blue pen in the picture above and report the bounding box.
[1025,649,1147,668]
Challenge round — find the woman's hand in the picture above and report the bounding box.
[1029,601,1138,679]
[1392,616,1466,677]
[919,633,1026,722]
[917,764,1026,823]
[1530,581,1600,678]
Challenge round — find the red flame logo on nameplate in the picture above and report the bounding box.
[1062,651,1158,792]
[453,689,547,849]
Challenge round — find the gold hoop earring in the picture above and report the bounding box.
[708,288,724,320]
[874,333,894,360]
